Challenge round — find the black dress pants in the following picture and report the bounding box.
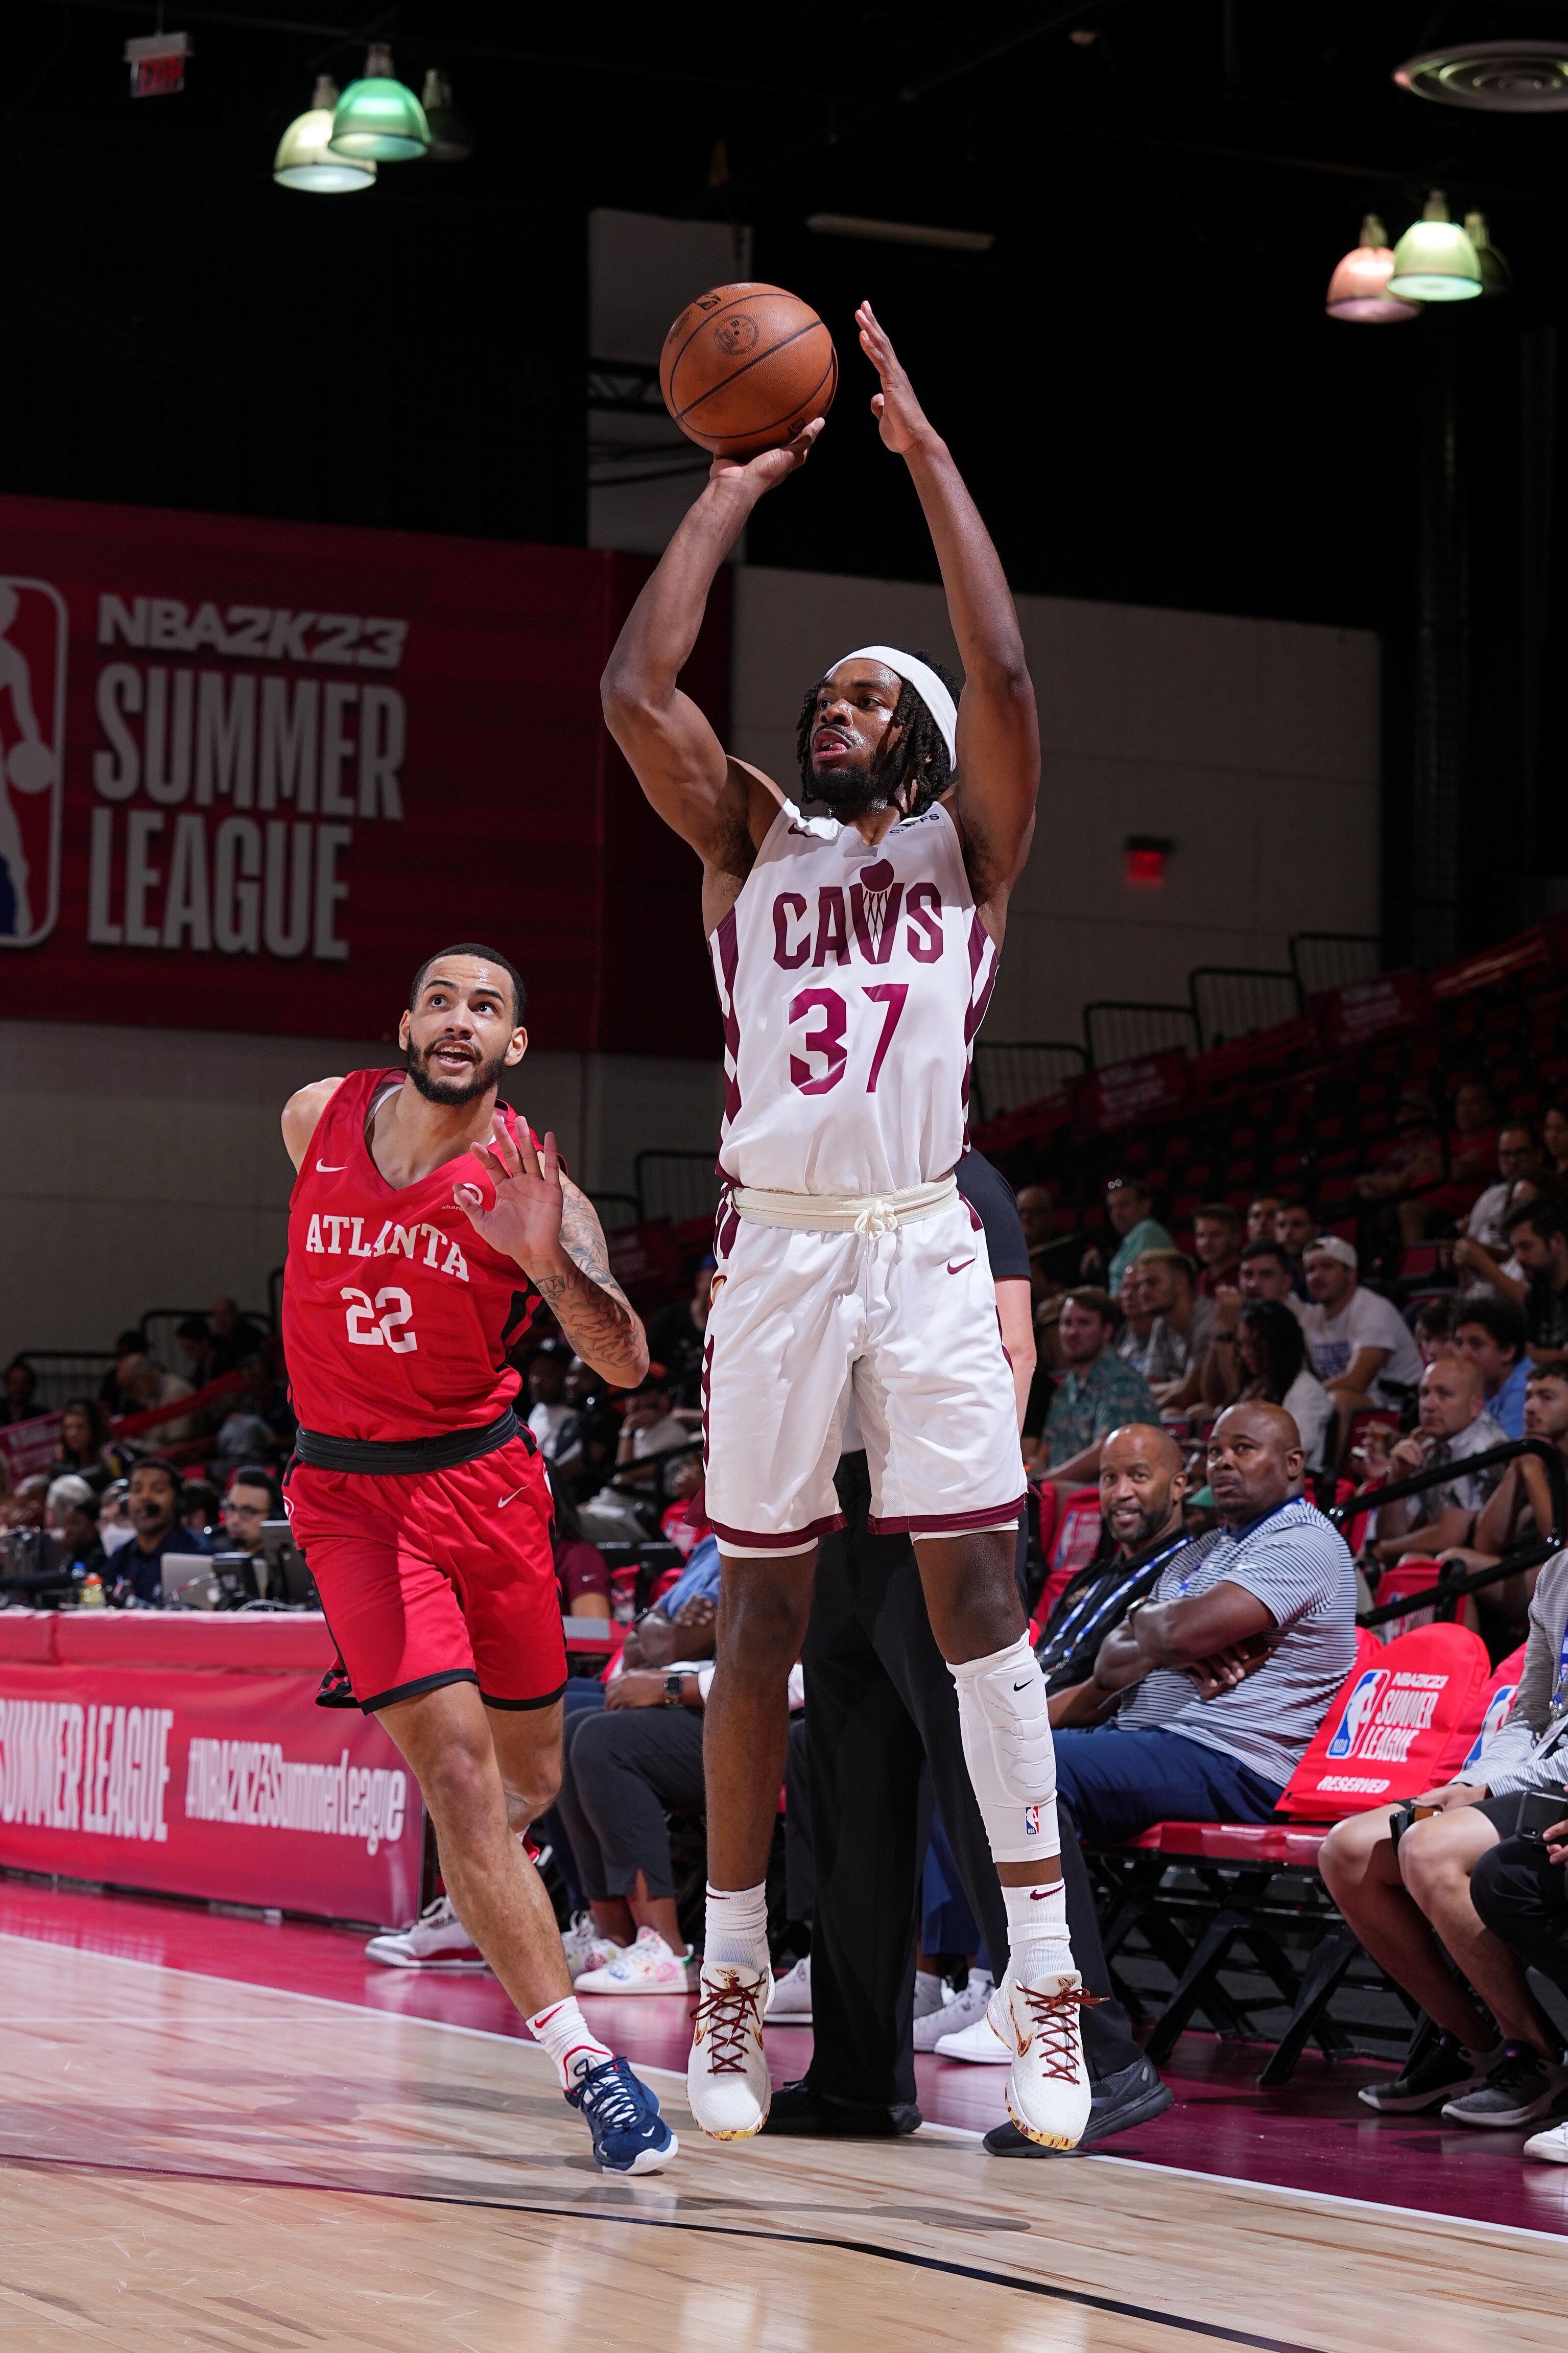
[800,1452,1141,2111]
[1469,1833,1568,1991]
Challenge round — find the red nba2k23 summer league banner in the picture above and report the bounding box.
[0,1615,422,1924]
[0,494,724,1054]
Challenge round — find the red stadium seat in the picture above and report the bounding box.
[1276,1622,1491,1819]
[1050,1487,1103,1577]
[1364,1555,1448,1640]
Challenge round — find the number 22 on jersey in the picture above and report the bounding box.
[342,1285,417,1352]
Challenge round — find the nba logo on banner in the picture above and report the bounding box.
[0,576,66,948]
[1460,1682,1518,1778]
[1024,1805,1041,1838]
[1326,1667,1389,1760]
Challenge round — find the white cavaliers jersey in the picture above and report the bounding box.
[709,796,999,1196]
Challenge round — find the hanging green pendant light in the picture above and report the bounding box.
[421,70,476,162]
[273,76,376,192]
[1465,211,1512,297]
[329,43,430,162]
[1388,191,1483,302]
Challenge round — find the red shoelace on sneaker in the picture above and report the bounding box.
[1016,1982,1102,2079]
[694,1971,767,2074]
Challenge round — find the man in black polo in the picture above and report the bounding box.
[118,1458,218,1605]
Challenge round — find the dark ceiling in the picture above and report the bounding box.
[3,3,1566,946]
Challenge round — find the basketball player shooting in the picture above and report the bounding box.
[603,304,1089,2149]
[279,945,676,2175]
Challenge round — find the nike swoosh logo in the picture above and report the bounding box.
[316,1160,347,1172]
[1013,1680,1031,1691]
[1030,1887,1054,1900]
[946,1257,976,1275]
[495,1484,529,1510]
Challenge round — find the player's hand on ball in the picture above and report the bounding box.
[857,301,932,453]
[453,1118,564,1272]
[708,416,824,497]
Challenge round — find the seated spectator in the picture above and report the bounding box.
[116,1458,218,1605]
[1238,1238,1305,1317]
[1039,1424,1197,1725]
[1452,1295,1530,1440]
[1275,1201,1318,1298]
[1053,1402,1356,1845]
[180,1478,222,1539]
[1300,1236,1423,1458]
[209,1295,267,1374]
[576,1377,696,1542]
[1545,1103,1568,1186]
[1363,1356,1507,1565]
[54,1488,107,1583]
[45,1472,95,1532]
[1319,1544,1568,2127]
[554,1493,612,1619]
[1505,1196,1568,1368]
[1353,1090,1446,1243]
[523,1340,575,1456]
[612,1377,693,1487]
[1037,1289,1161,1489]
[46,1397,117,1493]
[659,1452,711,1556]
[1192,1203,1242,1298]
[1098,1177,1174,1295]
[549,1356,624,1499]
[1412,1298,1454,1366]
[1,1357,38,1427]
[219,1465,281,1562]
[1112,1259,1156,1371]
[1233,1300,1333,1471]
[1448,1077,1499,1189]
[1452,1173,1551,1306]
[116,1352,198,1445]
[175,1317,221,1389]
[1246,1195,1282,1244]
[1461,1124,1541,1269]
[1200,1245,1306,1411]
[99,1331,146,1413]
[644,1259,714,1409]
[6,1474,47,1530]
[1437,1364,1568,1640]
[1136,1250,1215,1409]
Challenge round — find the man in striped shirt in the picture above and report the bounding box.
[1049,1402,1357,1837]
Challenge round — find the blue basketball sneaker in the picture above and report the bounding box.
[566,2055,678,2173]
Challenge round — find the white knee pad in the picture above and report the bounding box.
[949,1634,1060,1865]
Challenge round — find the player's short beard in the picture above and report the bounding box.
[405,1038,507,1107]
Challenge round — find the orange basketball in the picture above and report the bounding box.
[660,283,837,459]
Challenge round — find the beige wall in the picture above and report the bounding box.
[0,1019,721,1363]
[731,568,1380,1046]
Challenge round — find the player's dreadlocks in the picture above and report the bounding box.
[794,649,961,819]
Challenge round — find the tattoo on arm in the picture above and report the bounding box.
[534,1183,649,1385]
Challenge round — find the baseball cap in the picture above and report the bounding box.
[1304,1234,1358,1269]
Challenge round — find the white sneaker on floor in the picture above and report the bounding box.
[364,1892,488,1971]
[935,2009,1012,2064]
[562,1910,623,1981]
[575,1926,691,1994]
[1525,2120,1568,2163]
[989,1965,1094,2150]
[687,1959,773,2138]
[913,1969,945,2023]
[765,1955,812,2025]
[916,1968,993,2053]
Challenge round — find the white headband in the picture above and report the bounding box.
[831,644,958,766]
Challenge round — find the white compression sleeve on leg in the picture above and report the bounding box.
[949,1633,1060,1865]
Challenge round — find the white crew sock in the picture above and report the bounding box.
[527,1994,614,2091]
[703,1881,770,1972]
[1004,1875,1074,1986]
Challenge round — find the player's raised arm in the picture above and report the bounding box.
[600,427,823,891]
[857,301,1038,915]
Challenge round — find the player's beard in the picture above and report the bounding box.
[805,752,897,817]
[405,1039,507,1107]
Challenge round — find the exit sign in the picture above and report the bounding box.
[124,31,191,97]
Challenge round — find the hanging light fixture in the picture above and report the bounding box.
[1325,215,1419,322]
[329,43,430,162]
[1464,210,1512,297]
[1388,191,1483,302]
[420,70,475,162]
[273,76,376,193]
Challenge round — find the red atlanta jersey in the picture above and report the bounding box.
[282,1068,545,1443]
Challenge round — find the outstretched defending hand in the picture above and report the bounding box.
[708,415,824,498]
[858,300,934,455]
[454,1117,564,1274]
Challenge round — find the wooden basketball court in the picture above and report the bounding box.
[0,1924,1558,2353]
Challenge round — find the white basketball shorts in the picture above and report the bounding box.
[701,1194,1027,1552]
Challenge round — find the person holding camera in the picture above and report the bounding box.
[1319,1545,1568,2128]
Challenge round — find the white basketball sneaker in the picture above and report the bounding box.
[364,1892,488,1971]
[988,1965,1094,2149]
[575,1927,691,1995]
[562,1910,623,1982]
[765,1956,812,2025]
[687,1960,773,2138]
[915,1967,993,2052]
[934,2010,1013,2065]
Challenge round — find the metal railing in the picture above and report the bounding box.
[13,1351,118,1411]
[1083,1001,1200,1069]
[1189,967,1302,1053]
[970,1040,1085,1122]
[1335,1438,1566,1629]
[634,1150,721,1225]
[1289,932,1384,1000]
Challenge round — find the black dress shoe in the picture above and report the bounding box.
[984,2052,1173,2156]
[761,2077,923,2138]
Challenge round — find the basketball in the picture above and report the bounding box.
[660,282,837,459]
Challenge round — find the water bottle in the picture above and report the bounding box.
[81,1572,105,1609]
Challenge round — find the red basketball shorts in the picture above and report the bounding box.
[283,1437,566,1713]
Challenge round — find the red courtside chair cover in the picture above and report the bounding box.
[1439,1644,1528,1784]
[1277,1622,1491,1821]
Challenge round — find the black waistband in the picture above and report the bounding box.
[292,1407,528,1476]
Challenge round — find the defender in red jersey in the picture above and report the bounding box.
[281,944,676,2174]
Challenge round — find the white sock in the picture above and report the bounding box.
[703,1881,770,1972]
[527,1994,614,2091]
[1004,1876,1074,1986]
